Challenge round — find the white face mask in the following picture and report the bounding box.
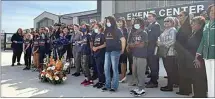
[94,29,99,33]
[106,23,111,27]
[134,24,140,29]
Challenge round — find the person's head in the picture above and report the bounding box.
[54,23,61,30]
[25,33,32,40]
[178,11,189,24]
[200,10,208,19]
[132,17,144,30]
[164,17,175,29]
[147,12,157,23]
[173,17,180,28]
[90,19,97,27]
[16,28,23,35]
[207,4,215,20]
[73,24,80,32]
[191,16,206,32]
[104,16,118,38]
[80,23,88,33]
[117,17,127,29]
[93,23,104,34]
[49,26,54,33]
[63,27,69,35]
[44,27,49,33]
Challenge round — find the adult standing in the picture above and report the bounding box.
[195,4,215,98]
[11,28,24,66]
[175,11,192,95]
[145,12,161,88]
[102,16,126,92]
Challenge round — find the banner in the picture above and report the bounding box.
[114,1,213,20]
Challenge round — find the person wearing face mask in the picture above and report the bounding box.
[32,31,40,72]
[175,11,193,95]
[71,24,83,77]
[102,16,126,92]
[156,17,177,92]
[92,23,106,88]
[194,4,215,97]
[128,17,148,96]
[11,28,24,66]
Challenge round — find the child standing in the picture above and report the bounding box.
[92,23,106,88]
[128,18,148,96]
[32,32,40,71]
[23,33,33,70]
[80,24,93,86]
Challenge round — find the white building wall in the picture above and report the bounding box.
[72,17,79,25]
[61,18,73,25]
[34,12,59,29]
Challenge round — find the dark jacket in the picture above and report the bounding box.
[146,21,161,56]
[186,29,203,57]
[11,33,23,50]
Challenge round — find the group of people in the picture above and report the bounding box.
[10,4,214,97]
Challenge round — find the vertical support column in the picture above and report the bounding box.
[73,17,79,24]
[101,1,115,21]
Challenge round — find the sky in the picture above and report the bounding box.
[1,1,97,33]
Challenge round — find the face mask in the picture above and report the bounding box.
[94,29,99,33]
[70,30,73,32]
[134,24,140,29]
[106,23,111,27]
[81,28,87,33]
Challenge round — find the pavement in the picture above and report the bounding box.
[0,51,191,98]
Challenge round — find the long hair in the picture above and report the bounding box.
[104,16,118,39]
[16,28,23,34]
[94,23,104,33]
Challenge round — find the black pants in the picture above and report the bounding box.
[12,49,22,64]
[39,49,46,64]
[95,56,105,83]
[24,50,31,67]
[91,55,98,77]
[148,55,159,84]
[163,56,178,88]
[187,55,207,97]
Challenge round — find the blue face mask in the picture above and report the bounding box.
[81,28,87,33]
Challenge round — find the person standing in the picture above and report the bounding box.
[157,17,177,92]
[102,16,126,92]
[71,24,83,77]
[128,17,148,96]
[32,31,40,71]
[145,12,161,88]
[11,28,24,66]
[194,4,215,98]
[175,11,193,95]
[186,16,207,97]
[117,17,128,83]
[92,23,106,88]
[23,33,33,70]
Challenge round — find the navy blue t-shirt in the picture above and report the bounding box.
[39,33,47,51]
[93,33,106,57]
[105,28,123,52]
[128,30,148,58]
[24,39,32,52]
[81,34,91,55]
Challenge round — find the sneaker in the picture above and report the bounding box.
[127,72,132,75]
[93,82,100,88]
[160,86,173,92]
[11,64,14,66]
[97,83,104,89]
[72,72,80,77]
[133,89,146,96]
[145,83,158,88]
[109,89,116,92]
[23,67,28,70]
[81,79,88,85]
[17,63,22,65]
[102,87,108,92]
[130,88,139,94]
[84,80,94,86]
[119,77,127,83]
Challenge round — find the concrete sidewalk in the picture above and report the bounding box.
[1,51,191,97]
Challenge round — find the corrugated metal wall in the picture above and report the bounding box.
[115,0,207,14]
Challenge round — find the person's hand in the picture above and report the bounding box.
[194,59,201,68]
[92,47,98,52]
[13,41,17,43]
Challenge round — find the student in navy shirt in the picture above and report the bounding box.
[128,17,148,96]
[23,33,33,70]
[117,17,129,83]
[32,31,40,71]
[102,16,126,92]
[92,23,106,88]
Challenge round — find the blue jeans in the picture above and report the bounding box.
[104,51,121,90]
